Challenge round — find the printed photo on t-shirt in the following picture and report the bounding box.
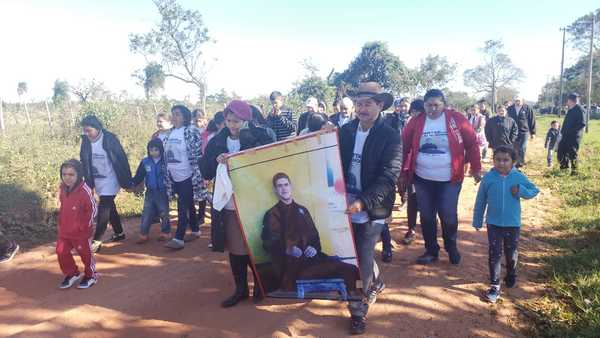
[92,153,108,179]
[166,138,184,164]
[419,130,449,156]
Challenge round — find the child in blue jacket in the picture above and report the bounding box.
[130,138,170,244]
[472,145,539,303]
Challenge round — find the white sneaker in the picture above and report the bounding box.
[59,273,82,289]
[165,238,185,249]
[183,231,201,242]
[77,276,97,289]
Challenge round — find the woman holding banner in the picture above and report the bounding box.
[200,100,273,308]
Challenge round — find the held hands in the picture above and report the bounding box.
[286,246,303,258]
[345,199,364,214]
[511,185,520,198]
[216,153,229,164]
[472,172,482,184]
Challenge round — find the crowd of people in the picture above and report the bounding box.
[0,82,589,335]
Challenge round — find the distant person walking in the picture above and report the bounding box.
[558,93,587,174]
[484,105,518,151]
[507,97,536,168]
[79,115,131,253]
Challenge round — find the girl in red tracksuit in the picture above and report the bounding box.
[57,159,98,289]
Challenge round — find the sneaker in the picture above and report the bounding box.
[381,251,392,263]
[183,231,201,243]
[77,276,97,289]
[349,315,366,335]
[484,285,501,303]
[208,242,213,249]
[449,250,462,265]
[0,241,20,264]
[110,232,126,242]
[504,275,517,288]
[402,230,416,245]
[91,240,103,253]
[416,253,439,265]
[59,273,82,289]
[366,279,386,305]
[165,238,185,250]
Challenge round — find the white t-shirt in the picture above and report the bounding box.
[416,113,452,181]
[346,126,384,224]
[91,133,120,196]
[166,127,193,183]
[224,136,241,210]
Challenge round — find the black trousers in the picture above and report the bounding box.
[93,195,123,241]
[487,225,520,286]
[557,138,580,170]
[407,191,418,231]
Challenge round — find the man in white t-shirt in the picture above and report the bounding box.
[339,82,402,335]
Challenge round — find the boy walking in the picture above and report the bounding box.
[544,121,561,167]
[56,159,98,289]
[472,146,539,303]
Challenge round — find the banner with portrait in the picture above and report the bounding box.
[227,130,361,301]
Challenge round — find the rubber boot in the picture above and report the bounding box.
[221,254,249,308]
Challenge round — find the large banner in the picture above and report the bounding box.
[227,131,361,300]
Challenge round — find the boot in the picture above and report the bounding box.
[221,254,249,308]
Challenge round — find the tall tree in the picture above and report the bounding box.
[129,0,212,110]
[16,82,31,125]
[133,62,166,100]
[334,41,413,95]
[413,55,457,95]
[290,59,336,107]
[463,40,525,112]
[71,79,111,103]
[566,9,599,52]
[52,79,70,106]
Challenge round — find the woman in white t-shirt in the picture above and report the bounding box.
[79,115,132,253]
[400,89,482,266]
[163,105,208,250]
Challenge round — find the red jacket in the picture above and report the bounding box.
[401,109,481,184]
[58,181,97,240]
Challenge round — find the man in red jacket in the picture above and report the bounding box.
[56,159,98,289]
[401,89,481,265]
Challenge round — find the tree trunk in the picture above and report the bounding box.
[136,106,142,124]
[0,97,6,135]
[68,100,75,126]
[23,101,32,126]
[45,101,53,129]
[153,103,158,115]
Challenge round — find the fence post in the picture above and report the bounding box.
[45,101,53,129]
[0,97,6,135]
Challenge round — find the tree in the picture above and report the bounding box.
[71,79,111,103]
[334,41,413,95]
[413,55,457,95]
[16,82,31,125]
[491,86,519,107]
[445,90,477,112]
[133,62,166,100]
[463,40,525,113]
[52,79,70,106]
[129,0,213,110]
[288,59,336,115]
[566,9,599,52]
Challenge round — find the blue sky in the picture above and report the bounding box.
[0,0,597,103]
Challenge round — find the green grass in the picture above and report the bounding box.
[523,116,600,338]
[0,111,155,249]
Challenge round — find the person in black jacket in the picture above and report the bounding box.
[507,97,536,167]
[484,105,518,151]
[296,97,319,135]
[80,115,132,253]
[544,120,561,167]
[329,97,354,128]
[339,81,402,335]
[200,100,274,308]
[558,93,587,174]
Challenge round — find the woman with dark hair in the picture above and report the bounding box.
[163,105,208,250]
[250,105,277,142]
[80,115,132,253]
[202,111,225,154]
[201,100,274,308]
[401,90,481,265]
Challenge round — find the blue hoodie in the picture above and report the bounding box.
[472,168,539,229]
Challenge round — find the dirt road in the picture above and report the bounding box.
[0,159,552,338]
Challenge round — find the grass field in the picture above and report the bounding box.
[522,116,600,338]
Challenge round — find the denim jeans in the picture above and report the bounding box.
[487,225,520,286]
[515,133,529,166]
[380,224,392,254]
[407,191,418,232]
[348,221,384,317]
[546,148,554,167]
[140,189,170,235]
[414,176,462,257]
[174,177,199,240]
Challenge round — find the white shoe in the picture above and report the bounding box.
[59,273,82,289]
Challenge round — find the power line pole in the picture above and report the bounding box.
[586,12,595,133]
[558,27,566,117]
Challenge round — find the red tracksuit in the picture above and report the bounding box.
[56,181,98,278]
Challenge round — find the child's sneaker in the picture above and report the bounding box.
[77,276,97,289]
[91,240,103,253]
[0,240,20,264]
[110,232,126,242]
[504,275,517,288]
[183,231,201,242]
[59,273,82,289]
[484,285,501,303]
[402,230,416,245]
[366,279,386,304]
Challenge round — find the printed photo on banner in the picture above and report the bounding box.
[227,131,361,301]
